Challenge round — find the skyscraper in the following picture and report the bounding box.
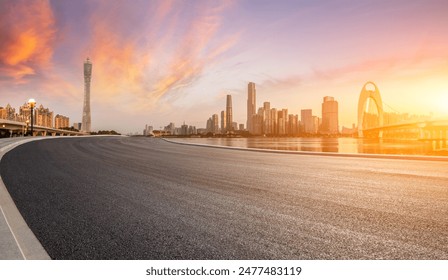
[263,102,271,134]
[226,94,233,132]
[212,114,219,134]
[206,117,213,133]
[282,108,288,134]
[221,110,226,133]
[277,110,284,135]
[301,109,313,134]
[270,108,278,135]
[321,96,339,134]
[82,57,92,133]
[247,82,256,133]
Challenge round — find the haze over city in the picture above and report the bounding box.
[1,0,448,133]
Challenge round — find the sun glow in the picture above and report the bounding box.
[422,81,448,118]
[434,92,448,117]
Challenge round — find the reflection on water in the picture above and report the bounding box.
[173,137,448,156]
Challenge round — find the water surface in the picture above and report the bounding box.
[172,137,448,156]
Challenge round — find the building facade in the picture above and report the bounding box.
[54,114,69,129]
[212,114,219,134]
[73,122,82,131]
[301,109,314,134]
[247,82,256,133]
[263,102,271,134]
[143,124,154,136]
[0,104,17,120]
[321,96,339,134]
[35,105,53,127]
[19,103,32,123]
[226,95,233,133]
[221,110,226,133]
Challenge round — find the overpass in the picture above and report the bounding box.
[0,119,86,137]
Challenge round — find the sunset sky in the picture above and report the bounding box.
[1,0,447,133]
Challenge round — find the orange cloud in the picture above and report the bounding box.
[0,0,56,82]
[85,0,239,111]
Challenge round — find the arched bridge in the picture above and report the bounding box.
[358,81,384,138]
[357,81,448,143]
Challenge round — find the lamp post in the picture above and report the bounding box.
[28,98,36,136]
[25,120,29,136]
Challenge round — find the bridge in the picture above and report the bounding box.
[357,81,448,147]
[0,119,86,137]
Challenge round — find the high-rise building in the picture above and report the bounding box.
[263,102,271,134]
[82,57,92,133]
[270,108,278,135]
[165,122,175,135]
[143,124,154,136]
[73,122,82,131]
[252,111,263,135]
[232,122,238,131]
[312,116,320,134]
[321,96,339,134]
[247,82,256,133]
[282,109,288,135]
[181,123,189,135]
[0,104,17,121]
[19,103,32,124]
[288,114,299,135]
[188,126,197,135]
[278,110,285,135]
[221,110,226,133]
[55,114,69,129]
[0,107,6,120]
[206,117,212,133]
[35,104,53,128]
[226,95,233,132]
[301,109,314,134]
[276,109,288,135]
[212,114,219,134]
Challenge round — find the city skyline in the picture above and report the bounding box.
[1,0,448,133]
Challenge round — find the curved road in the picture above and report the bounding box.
[1,137,447,259]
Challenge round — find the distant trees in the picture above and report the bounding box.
[90,130,121,135]
[60,126,79,132]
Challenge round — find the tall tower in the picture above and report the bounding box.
[247,82,256,133]
[226,94,233,132]
[82,57,92,133]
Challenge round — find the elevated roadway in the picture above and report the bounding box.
[0,119,85,137]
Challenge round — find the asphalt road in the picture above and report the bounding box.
[1,137,447,259]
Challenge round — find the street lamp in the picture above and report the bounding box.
[28,98,36,136]
[25,120,29,136]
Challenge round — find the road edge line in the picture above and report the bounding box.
[0,138,52,260]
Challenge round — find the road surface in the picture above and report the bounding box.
[0,137,447,259]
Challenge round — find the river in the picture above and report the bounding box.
[170,137,448,156]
